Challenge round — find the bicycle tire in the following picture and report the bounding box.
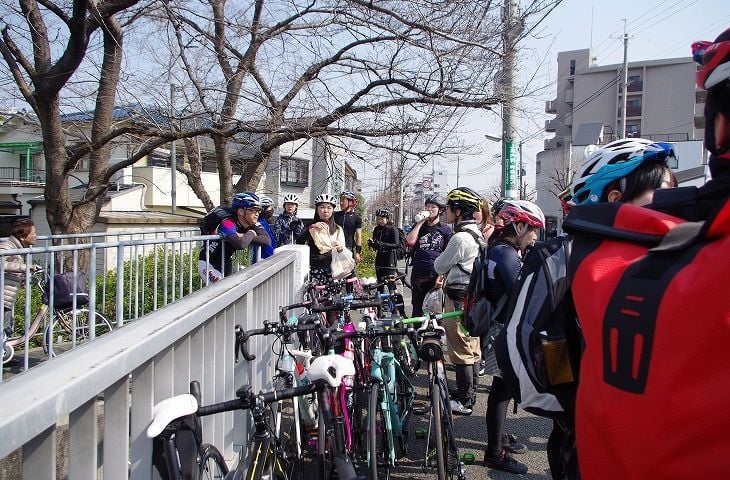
[395,372,412,457]
[271,374,304,479]
[2,342,13,365]
[431,381,447,480]
[316,412,334,480]
[438,378,462,480]
[198,443,228,480]
[44,309,113,357]
[368,384,391,480]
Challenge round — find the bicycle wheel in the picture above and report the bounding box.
[2,341,13,364]
[44,309,113,357]
[395,372,413,457]
[437,378,463,480]
[198,443,228,480]
[430,381,447,480]
[316,412,334,480]
[271,374,304,479]
[367,384,391,480]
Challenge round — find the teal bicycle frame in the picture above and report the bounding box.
[368,337,415,467]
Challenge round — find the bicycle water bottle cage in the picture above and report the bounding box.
[308,355,356,387]
[146,394,198,438]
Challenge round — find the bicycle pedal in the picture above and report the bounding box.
[415,427,427,439]
[412,402,428,415]
[460,452,475,464]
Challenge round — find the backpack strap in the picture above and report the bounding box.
[601,220,708,394]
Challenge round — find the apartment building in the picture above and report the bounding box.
[536,49,706,234]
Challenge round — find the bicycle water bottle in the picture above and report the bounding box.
[296,363,317,427]
[281,352,295,374]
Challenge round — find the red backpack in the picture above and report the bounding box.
[563,200,730,479]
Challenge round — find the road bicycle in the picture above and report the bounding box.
[147,381,229,479]
[402,310,467,480]
[150,354,360,480]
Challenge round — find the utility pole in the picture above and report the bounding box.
[170,84,178,214]
[501,0,522,200]
[619,19,629,139]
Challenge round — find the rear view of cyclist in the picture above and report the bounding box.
[274,193,304,246]
[198,193,271,282]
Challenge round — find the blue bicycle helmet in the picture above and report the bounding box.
[340,191,357,200]
[231,192,261,209]
[571,142,677,205]
[258,195,274,208]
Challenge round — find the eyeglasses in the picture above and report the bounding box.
[245,208,262,214]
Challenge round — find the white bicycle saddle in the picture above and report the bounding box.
[308,355,355,387]
[146,393,198,438]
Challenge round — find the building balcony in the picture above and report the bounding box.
[627,81,643,92]
[545,99,557,114]
[545,118,559,132]
[544,137,559,150]
[618,106,642,118]
[0,167,45,188]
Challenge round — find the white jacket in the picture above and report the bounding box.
[433,221,481,287]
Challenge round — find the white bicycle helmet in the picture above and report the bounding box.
[282,193,299,205]
[258,195,274,208]
[499,200,545,229]
[568,138,655,205]
[503,199,546,228]
[314,193,337,207]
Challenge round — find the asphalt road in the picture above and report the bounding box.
[391,271,554,480]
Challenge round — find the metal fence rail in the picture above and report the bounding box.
[1,232,254,378]
[0,245,309,479]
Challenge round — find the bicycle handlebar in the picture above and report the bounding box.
[197,380,325,416]
[235,321,321,362]
[399,310,462,325]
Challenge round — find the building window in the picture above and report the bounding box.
[535,160,541,174]
[281,157,309,187]
[569,59,576,75]
[627,74,643,92]
[626,121,641,137]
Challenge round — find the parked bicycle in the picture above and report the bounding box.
[149,355,360,480]
[403,310,467,480]
[3,270,113,363]
[147,380,229,479]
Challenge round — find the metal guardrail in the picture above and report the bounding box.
[1,230,253,378]
[0,245,309,479]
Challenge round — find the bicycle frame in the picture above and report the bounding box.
[368,344,414,467]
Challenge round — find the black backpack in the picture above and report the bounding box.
[493,236,580,419]
[394,227,410,260]
[200,206,235,235]
[460,231,508,337]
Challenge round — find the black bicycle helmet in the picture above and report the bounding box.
[425,195,446,209]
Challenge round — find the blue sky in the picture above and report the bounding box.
[392,0,729,198]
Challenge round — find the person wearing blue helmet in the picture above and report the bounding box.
[524,140,677,479]
[198,192,271,283]
[251,195,276,264]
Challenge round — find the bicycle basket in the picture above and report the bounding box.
[42,272,89,309]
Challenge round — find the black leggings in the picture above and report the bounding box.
[410,272,437,317]
[485,376,511,456]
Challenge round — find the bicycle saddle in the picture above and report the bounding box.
[308,355,355,387]
[146,393,198,438]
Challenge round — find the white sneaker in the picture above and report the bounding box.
[450,400,472,415]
